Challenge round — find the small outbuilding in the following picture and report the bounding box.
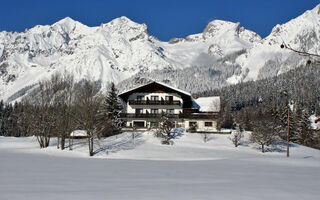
[70,130,88,139]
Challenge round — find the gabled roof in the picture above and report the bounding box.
[118,81,193,108]
[119,81,191,97]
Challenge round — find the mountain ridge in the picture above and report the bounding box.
[0,4,319,102]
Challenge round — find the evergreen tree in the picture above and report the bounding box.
[295,109,314,146]
[0,100,4,136]
[276,103,296,141]
[221,104,234,129]
[103,82,123,135]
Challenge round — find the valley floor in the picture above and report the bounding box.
[0,130,319,200]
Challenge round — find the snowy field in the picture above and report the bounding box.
[0,130,320,200]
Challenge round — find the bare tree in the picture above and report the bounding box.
[155,113,175,145]
[229,123,243,147]
[250,119,278,153]
[203,133,208,143]
[26,79,57,148]
[280,43,320,65]
[52,73,76,150]
[74,80,103,156]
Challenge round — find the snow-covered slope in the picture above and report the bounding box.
[1,5,319,101]
[0,130,319,200]
[0,16,174,101]
[233,4,320,82]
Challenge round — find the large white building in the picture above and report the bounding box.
[119,81,220,132]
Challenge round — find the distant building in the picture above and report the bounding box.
[118,81,220,132]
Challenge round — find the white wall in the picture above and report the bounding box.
[126,118,218,132]
[184,119,217,132]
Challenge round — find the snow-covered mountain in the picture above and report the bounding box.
[0,4,319,101]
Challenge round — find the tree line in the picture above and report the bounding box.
[0,73,123,156]
[205,64,320,150]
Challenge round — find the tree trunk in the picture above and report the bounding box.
[57,135,60,149]
[61,136,65,150]
[69,135,73,150]
[45,136,50,148]
[262,144,265,153]
[88,136,94,156]
[287,106,290,157]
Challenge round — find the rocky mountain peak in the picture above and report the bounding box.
[0,5,319,102]
[103,16,149,39]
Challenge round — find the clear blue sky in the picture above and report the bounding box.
[0,0,319,41]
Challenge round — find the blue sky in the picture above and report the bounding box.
[0,0,318,41]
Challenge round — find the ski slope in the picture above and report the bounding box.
[0,130,319,200]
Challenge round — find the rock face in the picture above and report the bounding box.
[0,5,319,101]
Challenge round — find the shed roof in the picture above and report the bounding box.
[193,96,220,112]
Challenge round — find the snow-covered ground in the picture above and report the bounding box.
[0,130,319,200]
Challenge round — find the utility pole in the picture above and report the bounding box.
[287,102,290,158]
[282,90,290,158]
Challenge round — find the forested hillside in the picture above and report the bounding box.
[202,63,320,114]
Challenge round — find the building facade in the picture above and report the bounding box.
[119,81,220,132]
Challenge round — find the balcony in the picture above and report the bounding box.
[120,112,219,119]
[179,113,219,119]
[128,100,181,106]
[120,113,179,119]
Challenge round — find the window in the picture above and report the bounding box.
[150,122,158,128]
[150,109,159,114]
[165,96,173,101]
[166,109,174,114]
[137,95,144,101]
[133,121,145,128]
[205,122,213,127]
[135,108,143,114]
[151,96,159,101]
[189,121,197,127]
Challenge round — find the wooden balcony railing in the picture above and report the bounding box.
[128,100,181,106]
[120,113,219,119]
[120,113,179,119]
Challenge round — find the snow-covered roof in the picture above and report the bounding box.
[310,115,320,130]
[70,130,87,137]
[193,96,220,112]
[119,81,191,96]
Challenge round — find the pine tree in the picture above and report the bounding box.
[295,109,314,146]
[276,104,296,141]
[221,104,233,129]
[0,100,4,136]
[102,82,123,135]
